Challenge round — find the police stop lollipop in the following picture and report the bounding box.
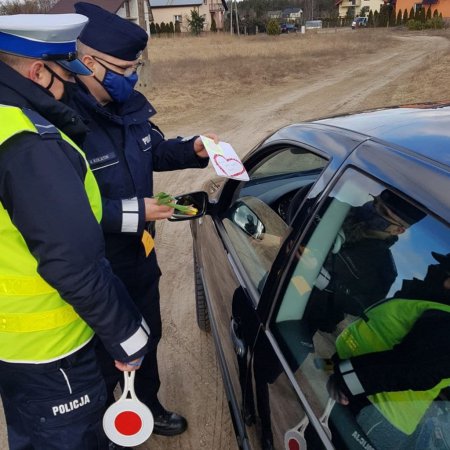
[284,413,309,450]
[103,370,154,447]
[319,398,336,440]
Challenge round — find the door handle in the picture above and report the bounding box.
[230,318,246,358]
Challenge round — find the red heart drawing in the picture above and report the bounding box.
[213,154,246,177]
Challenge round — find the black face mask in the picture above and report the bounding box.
[354,202,395,232]
[44,64,68,91]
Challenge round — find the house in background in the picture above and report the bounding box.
[267,10,283,19]
[336,0,449,18]
[336,0,383,18]
[282,7,303,22]
[395,0,450,17]
[51,0,227,33]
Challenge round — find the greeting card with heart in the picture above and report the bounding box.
[200,136,250,181]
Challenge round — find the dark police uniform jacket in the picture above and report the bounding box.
[0,60,149,363]
[64,83,208,306]
[304,237,397,334]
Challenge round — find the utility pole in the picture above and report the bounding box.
[234,0,239,35]
[137,0,148,59]
[230,0,233,35]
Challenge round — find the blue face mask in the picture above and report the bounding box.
[101,70,138,103]
[355,202,394,232]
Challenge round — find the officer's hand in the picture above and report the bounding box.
[326,374,349,405]
[115,357,144,372]
[194,133,219,158]
[144,198,174,221]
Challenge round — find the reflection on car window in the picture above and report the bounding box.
[251,147,327,179]
[271,168,450,450]
[223,196,288,294]
[222,146,328,298]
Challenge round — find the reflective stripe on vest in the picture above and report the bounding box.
[336,298,450,435]
[0,105,102,362]
[0,305,78,333]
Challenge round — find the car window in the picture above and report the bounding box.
[222,146,328,298]
[270,168,450,449]
[251,148,326,179]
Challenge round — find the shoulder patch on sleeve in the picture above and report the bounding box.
[22,108,59,137]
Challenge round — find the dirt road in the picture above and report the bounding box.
[0,33,449,450]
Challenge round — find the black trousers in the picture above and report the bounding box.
[0,340,108,450]
[96,251,164,415]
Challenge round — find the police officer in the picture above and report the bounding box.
[327,252,450,447]
[304,190,426,334]
[63,2,217,437]
[0,13,150,450]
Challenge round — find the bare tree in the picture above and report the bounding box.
[0,0,58,15]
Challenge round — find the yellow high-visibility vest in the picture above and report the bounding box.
[336,298,450,435]
[0,105,102,363]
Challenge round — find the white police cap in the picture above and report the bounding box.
[0,13,91,75]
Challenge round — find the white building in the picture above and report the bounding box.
[51,0,227,32]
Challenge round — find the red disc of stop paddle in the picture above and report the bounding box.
[103,371,154,447]
[115,410,143,435]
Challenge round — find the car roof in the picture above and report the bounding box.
[314,102,450,167]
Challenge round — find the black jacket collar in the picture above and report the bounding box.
[0,60,88,145]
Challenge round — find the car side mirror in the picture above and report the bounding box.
[231,202,265,239]
[168,191,208,221]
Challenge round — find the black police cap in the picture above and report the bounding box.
[379,190,426,225]
[74,2,148,61]
[431,252,450,271]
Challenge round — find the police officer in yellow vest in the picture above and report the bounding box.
[327,251,450,448]
[0,14,150,450]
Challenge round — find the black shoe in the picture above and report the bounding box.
[152,410,187,436]
[262,437,274,450]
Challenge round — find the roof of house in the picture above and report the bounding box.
[150,0,202,6]
[282,7,302,15]
[51,0,211,13]
[50,0,125,14]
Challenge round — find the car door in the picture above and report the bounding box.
[260,165,450,450]
[196,141,331,448]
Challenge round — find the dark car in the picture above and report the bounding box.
[281,23,298,33]
[189,103,450,450]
